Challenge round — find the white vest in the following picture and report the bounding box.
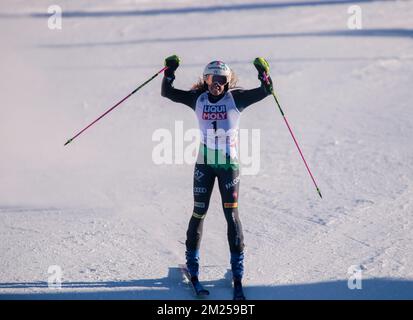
[194,91,241,160]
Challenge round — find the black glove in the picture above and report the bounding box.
[258,73,273,95]
[253,57,273,94]
[164,55,180,78]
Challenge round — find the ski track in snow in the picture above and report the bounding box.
[1,0,413,299]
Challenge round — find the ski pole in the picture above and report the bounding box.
[64,66,168,146]
[263,72,323,199]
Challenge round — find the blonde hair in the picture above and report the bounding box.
[191,69,239,91]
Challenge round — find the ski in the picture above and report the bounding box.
[179,264,210,297]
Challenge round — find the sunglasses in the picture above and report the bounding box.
[204,74,229,86]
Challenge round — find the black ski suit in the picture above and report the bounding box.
[161,75,269,279]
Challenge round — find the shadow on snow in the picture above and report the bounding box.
[0,0,395,19]
[36,29,413,49]
[1,267,413,300]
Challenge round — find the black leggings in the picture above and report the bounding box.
[185,162,244,254]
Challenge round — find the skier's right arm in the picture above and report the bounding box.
[161,55,199,110]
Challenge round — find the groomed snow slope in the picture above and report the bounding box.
[1,0,413,299]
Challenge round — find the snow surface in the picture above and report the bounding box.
[1,0,413,299]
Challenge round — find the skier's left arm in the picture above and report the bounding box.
[232,57,273,112]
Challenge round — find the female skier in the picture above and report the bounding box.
[161,55,273,300]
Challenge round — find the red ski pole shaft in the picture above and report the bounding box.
[64,66,168,146]
[264,73,322,199]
